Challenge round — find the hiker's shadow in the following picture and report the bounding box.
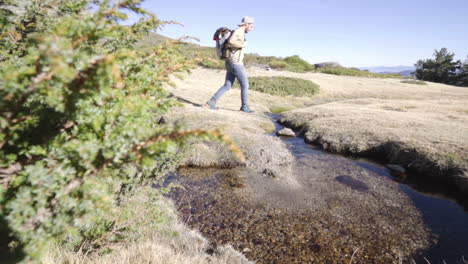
[169,93,202,107]
[168,93,241,113]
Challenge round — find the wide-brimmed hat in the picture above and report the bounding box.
[238,16,255,26]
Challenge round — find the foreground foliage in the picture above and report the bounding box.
[0,0,232,261]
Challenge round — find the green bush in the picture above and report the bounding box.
[235,76,319,97]
[244,54,280,66]
[283,55,315,72]
[401,79,427,85]
[0,0,230,261]
[317,67,402,78]
[269,60,288,70]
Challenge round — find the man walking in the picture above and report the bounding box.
[204,16,255,113]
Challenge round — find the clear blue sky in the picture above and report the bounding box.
[122,0,468,67]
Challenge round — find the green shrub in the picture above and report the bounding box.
[244,54,280,66]
[235,76,319,97]
[401,79,427,85]
[283,55,315,72]
[317,67,403,78]
[269,60,288,70]
[0,0,231,261]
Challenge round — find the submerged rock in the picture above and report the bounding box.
[386,164,406,178]
[335,175,369,192]
[276,128,295,137]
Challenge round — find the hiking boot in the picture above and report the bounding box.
[240,105,254,113]
[203,100,218,110]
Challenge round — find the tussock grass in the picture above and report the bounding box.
[235,76,319,97]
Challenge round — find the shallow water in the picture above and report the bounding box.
[353,159,468,264]
[165,114,468,264]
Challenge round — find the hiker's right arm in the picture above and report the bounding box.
[228,29,245,49]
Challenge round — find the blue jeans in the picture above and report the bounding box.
[210,62,249,106]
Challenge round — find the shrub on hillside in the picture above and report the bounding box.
[235,76,319,97]
[268,60,288,70]
[401,79,427,85]
[283,55,315,72]
[244,54,281,66]
[317,67,402,78]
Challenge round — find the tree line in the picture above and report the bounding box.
[415,48,468,87]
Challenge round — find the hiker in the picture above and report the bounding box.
[204,16,255,113]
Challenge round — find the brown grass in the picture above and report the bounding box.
[281,98,468,192]
[168,66,468,193]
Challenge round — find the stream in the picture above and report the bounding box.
[166,113,468,264]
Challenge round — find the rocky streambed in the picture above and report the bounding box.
[164,113,468,264]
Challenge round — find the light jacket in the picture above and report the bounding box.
[227,27,246,64]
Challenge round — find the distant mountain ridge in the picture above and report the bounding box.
[359,66,415,73]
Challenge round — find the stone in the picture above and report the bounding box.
[157,116,167,124]
[314,62,342,69]
[262,168,276,178]
[276,128,295,137]
[322,142,329,150]
[205,241,219,256]
[386,164,406,177]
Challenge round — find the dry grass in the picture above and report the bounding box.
[168,104,294,180]
[281,97,468,192]
[168,66,468,192]
[245,66,468,102]
[43,188,252,264]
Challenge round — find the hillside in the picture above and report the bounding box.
[141,33,403,78]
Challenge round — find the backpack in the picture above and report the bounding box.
[213,27,233,60]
